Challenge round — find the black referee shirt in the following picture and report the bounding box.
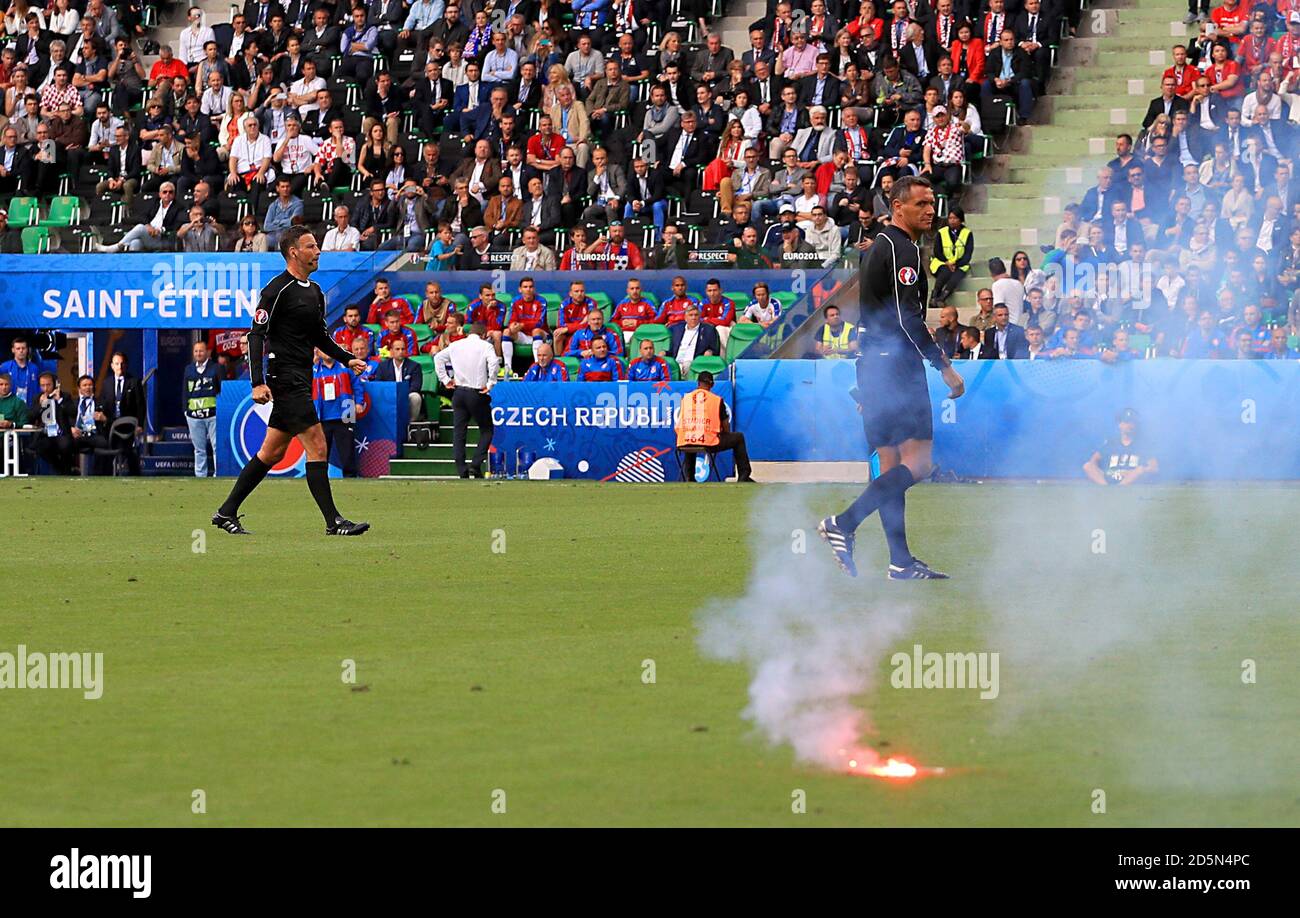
[248,270,354,388]
[857,224,944,367]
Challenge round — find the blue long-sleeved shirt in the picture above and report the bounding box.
[404,0,445,30]
[264,195,304,234]
[342,24,379,57]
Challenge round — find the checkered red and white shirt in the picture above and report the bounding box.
[925,122,964,165]
[40,83,80,112]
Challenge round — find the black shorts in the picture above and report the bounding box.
[267,381,319,435]
[855,348,933,448]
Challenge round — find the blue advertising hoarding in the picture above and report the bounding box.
[488,380,735,482]
[734,359,1300,480]
[0,252,388,329]
[216,379,406,478]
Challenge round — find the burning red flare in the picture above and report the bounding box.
[838,748,942,780]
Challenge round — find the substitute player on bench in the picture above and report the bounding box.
[818,176,965,579]
[212,225,372,536]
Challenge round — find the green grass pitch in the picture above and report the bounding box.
[1,478,1295,827]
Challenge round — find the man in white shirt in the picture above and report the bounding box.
[272,114,317,196]
[226,115,274,211]
[988,256,1026,326]
[481,30,519,84]
[322,204,361,251]
[434,322,501,478]
[178,7,215,66]
[289,59,326,118]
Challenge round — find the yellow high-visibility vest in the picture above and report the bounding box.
[929,225,972,274]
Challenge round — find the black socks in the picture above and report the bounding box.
[305,460,340,524]
[878,489,914,568]
[219,455,271,517]
[837,464,916,533]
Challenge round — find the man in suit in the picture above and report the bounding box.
[94,123,141,206]
[354,179,399,251]
[898,23,937,84]
[450,138,502,206]
[412,59,454,139]
[582,146,627,225]
[13,15,52,65]
[508,60,543,114]
[657,110,707,198]
[243,0,284,33]
[1102,200,1144,259]
[363,71,407,146]
[624,156,668,233]
[667,305,722,376]
[790,105,837,170]
[1142,75,1190,130]
[0,125,31,194]
[29,372,76,474]
[798,54,843,108]
[368,0,406,57]
[587,60,630,140]
[485,174,524,239]
[985,28,1036,124]
[96,181,186,252]
[981,305,1030,359]
[461,82,508,144]
[690,32,734,93]
[66,373,117,475]
[300,7,341,77]
[1013,0,1054,92]
[101,352,144,473]
[375,334,424,423]
[545,145,587,222]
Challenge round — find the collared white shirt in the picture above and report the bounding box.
[677,324,701,363]
[434,333,501,390]
[150,200,171,231]
[322,225,361,251]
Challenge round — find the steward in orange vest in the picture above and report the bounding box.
[674,371,754,482]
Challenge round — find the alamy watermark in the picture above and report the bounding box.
[890,643,999,700]
[0,645,104,699]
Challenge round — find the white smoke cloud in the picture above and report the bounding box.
[697,486,917,769]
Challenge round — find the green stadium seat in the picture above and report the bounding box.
[1290,335,1300,350]
[364,323,383,338]
[8,197,39,226]
[409,323,433,347]
[1126,333,1152,353]
[444,293,469,312]
[773,291,797,310]
[540,292,563,329]
[589,291,612,316]
[666,356,682,380]
[687,355,727,379]
[20,226,50,254]
[39,196,80,228]
[411,355,437,390]
[725,292,752,317]
[629,323,670,354]
[559,356,581,380]
[725,322,765,362]
[401,293,423,313]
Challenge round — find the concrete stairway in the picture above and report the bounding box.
[950,0,1191,317]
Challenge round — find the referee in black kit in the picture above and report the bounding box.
[817,176,966,580]
[212,225,372,536]
[433,322,501,478]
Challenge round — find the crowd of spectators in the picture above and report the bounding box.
[0,0,1065,263]
[919,9,1300,362]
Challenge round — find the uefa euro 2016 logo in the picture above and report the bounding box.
[228,393,306,477]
